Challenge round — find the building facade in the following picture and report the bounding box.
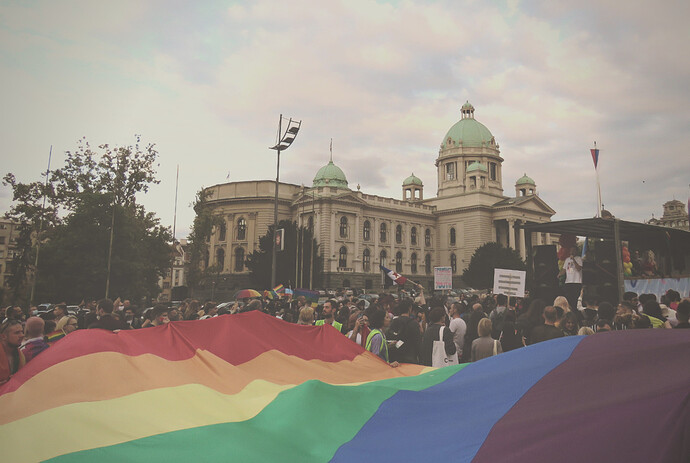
[647,200,689,230]
[201,102,556,291]
[0,219,19,293]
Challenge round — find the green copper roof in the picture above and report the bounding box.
[313,160,349,188]
[442,102,494,148]
[466,161,488,173]
[516,173,535,185]
[403,173,423,186]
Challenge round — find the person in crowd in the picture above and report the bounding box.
[471,318,502,362]
[88,298,126,331]
[448,302,467,360]
[315,300,343,331]
[421,307,456,366]
[462,303,487,362]
[553,296,577,324]
[561,312,580,336]
[499,310,524,352]
[53,304,78,334]
[580,294,599,329]
[3,306,25,323]
[168,308,181,322]
[242,299,263,313]
[560,246,583,312]
[387,298,423,364]
[81,300,99,329]
[347,311,370,348]
[20,317,49,363]
[613,301,637,330]
[517,299,547,345]
[578,327,595,335]
[1,320,26,385]
[199,302,218,319]
[641,301,672,329]
[297,306,315,325]
[596,319,612,332]
[489,294,508,339]
[665,289,681,311]
[184,300,201,320]
[529,306,564,345]
[674,300,690,328]
[150,305,170,327]
[123,306,141,329]
[365,308,398,367]
[596,302,615,329]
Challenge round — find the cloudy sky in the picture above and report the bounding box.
[2,0,689,240]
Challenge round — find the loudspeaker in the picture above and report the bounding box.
[595,241,618,304]
[582,261,597,285]
[532,245,559,302]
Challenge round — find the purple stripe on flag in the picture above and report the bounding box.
[473,329,690,463]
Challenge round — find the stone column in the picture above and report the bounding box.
[330,211,337,272]
[491,221,497,242]
[354,213,361,272]
[518,221,526,260]
[507,219,516,250]
[545,232,551,246]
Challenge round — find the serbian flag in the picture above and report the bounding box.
[380,264,407,285]
[590,148,600,169]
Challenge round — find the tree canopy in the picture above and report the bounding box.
[3,136,171,305]
[462,242,525,290]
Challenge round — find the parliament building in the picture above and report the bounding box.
[201,102,556,291]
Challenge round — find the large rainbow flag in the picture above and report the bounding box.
[1,312,688,462]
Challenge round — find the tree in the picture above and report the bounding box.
[245,220,323,290]
[3,136,172,304]
[462,242,525,290]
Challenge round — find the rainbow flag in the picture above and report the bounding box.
[45,329,66,344]
[1,313,688,462]
[294,287,320,307]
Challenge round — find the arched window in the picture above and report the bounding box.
[363,248,371,272]
[450,227,456,246]
[204,250,210,269]
[411,227,417,245]
[237,218,247,241]
[363,220,371,241]
[380,223,387,243]
[380,250,387,267]
[395,225,403,244]
[395,251,403,272]
[234,247,244,272]
[340,216,348,238]
[307,216,314,232]
[339,246,348,268]
[425,228,431,247]
[425,254,431,274]
[411,253,417,274]
[450,253,457,273]
[219,222,227,241]
[216,248,225,270]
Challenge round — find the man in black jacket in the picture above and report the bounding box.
[88,298,126,331]
[386,298,423,364]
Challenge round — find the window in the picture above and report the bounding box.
[308,216,314,232]
[340,216,348,238]
[425,254,431,274]
[363,220,371,241]
[395,225,403,244]
[445,162,455,180]
[0,251,3,258]
[216,248,225,270]
[237,218,247,241]
[339,246,348,268]
[219,222,226,241]
[204,250,209,269]
[0,236,5,244]
[425,228,431,247]
[234,247,245,272]
[450,227,456,246]
[489,162,497,181]
[395,252,403,272]
[380,250,387,267]
[450,254,457,273]
[380,223,387,243]
[411,227,417,245]
[411,253,417,274]
[363,248,371,272]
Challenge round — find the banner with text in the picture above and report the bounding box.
[434,267,453,290]
[493,268,526,297]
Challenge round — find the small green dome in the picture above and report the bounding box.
[466,161,488,173]
[516,173,535,185]
[442,102,495,148]
[403,173,423,186]
[313,160,349,188]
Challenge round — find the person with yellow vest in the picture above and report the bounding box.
[365,309,399,367]
[315,300,343,332]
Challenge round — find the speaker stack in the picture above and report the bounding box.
[594,241,618,304]
[531,245,559,303]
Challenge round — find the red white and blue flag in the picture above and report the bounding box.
[380,265,407,285]
[590,148,600,169]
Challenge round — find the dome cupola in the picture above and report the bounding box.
[313,160,349,188]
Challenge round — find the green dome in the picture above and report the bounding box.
[466,161,488,173]
[442,102,495,148]
[403,173,423,186]
[313,160,349,188]
[516,173,535,185]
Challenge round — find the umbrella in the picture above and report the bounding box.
[234,289,262,299]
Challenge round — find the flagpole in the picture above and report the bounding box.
[593,141,602,217]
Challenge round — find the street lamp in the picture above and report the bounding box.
[269,114,301,288]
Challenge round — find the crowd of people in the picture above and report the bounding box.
[2,287,689,384]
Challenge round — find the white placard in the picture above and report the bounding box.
[493,268,526,297]
[434,267,453,290]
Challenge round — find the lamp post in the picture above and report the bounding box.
[269,115,301,288]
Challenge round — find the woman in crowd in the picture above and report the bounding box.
[471,318,502,362]
[561,312,580,336]
[365,309,398,367]
[499,310,524,352]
